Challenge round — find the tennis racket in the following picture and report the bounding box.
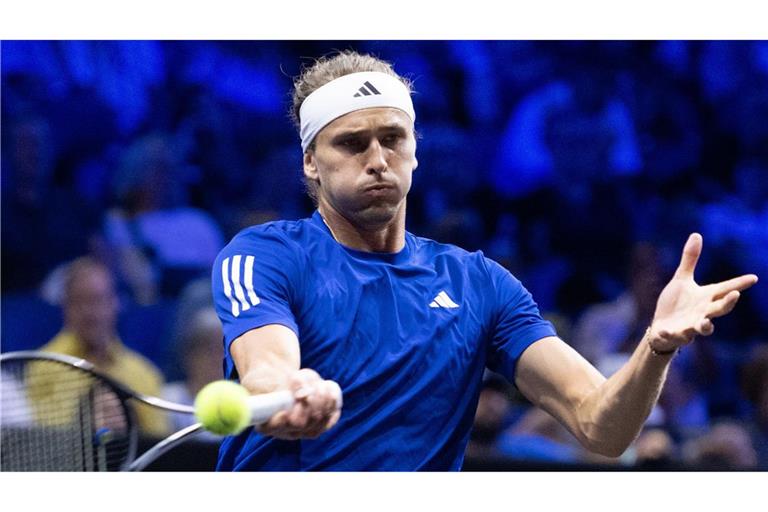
[0,350,294,471]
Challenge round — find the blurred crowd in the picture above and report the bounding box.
[2,40,767,469]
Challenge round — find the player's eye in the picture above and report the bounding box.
[381,134,400,147]
[338,138,366,152]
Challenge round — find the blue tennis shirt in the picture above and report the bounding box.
[212,211,556,471]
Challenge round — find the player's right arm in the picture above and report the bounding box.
[212,227,341,440]
[230,325,341,440]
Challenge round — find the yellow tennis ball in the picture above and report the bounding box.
[194,380,251,436]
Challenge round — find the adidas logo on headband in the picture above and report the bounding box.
[353,81,381,97]
[299,71,415,153]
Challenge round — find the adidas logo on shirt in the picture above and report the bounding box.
[353,81,382,97]
[429,291,459,309]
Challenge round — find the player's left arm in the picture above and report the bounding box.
[514,233,758,457]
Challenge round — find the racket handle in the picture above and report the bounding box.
[247,390,295,424]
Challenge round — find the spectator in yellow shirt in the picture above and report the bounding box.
[35,256,169,437]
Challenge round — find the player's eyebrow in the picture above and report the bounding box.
[377,124,408,136]
[332,123,408,140]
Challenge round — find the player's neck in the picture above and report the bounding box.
[318,201,406,254]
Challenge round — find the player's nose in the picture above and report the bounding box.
[364,138,388,175]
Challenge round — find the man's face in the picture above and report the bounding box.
[64,267,118,350]
[304,107,418,228]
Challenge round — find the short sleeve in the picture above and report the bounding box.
[484,258,557,383]
[212,227,302,378]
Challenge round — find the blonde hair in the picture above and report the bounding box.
[290,50,412,133]
[290,51,413,204]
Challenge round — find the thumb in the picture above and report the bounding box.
[674,233,702,279]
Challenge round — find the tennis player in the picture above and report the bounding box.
[212,51,758,470]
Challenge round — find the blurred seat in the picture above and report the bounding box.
[117,299,178,376]
[1,293,63,352]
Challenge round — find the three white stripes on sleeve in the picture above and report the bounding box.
[222,255,260,317]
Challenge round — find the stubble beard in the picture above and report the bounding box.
[350,199,404,230]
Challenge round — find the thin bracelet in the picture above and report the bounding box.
[645,327,679,357]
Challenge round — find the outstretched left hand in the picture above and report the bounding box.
[649,233,758,353]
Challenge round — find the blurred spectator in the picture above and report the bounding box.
[655,353,711,432]
[497,407,584,464]
[699,158,768,328]
[445,40,500,127]
[466,374,515,460]
[1,116,99,291]
[572,242,666,364]
[168,277,217,352]
[682,421,758,470]
[163,307,224,438]
[634,57,703,184]
[171,83,254,220]
[412,122,485,209]
[102,133,225,303]
[740,344,768,469]
[491,63,641,201]
[546,70,643,186]
[466,374,585,465]
[36,256,169,437]
[516,218,573,316]
[427,208,487,253]
[698,41,768,154]
[490,80,572,199]
[633,428,678,468]
[0,369,34,426]
[244,144,307,224]
[485,213,521,269]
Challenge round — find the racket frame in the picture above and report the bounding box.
[1,350,201,471]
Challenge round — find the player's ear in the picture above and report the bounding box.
[411,128,419,172]
[303,148,318,181]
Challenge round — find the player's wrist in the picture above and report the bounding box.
[644,326,679,357]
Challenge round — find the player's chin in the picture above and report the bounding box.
[362,192,404,212]
[352,202,400,226]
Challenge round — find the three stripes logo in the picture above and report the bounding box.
[353,81,382,98]
[221,255,260,317]
[429,291,459,309]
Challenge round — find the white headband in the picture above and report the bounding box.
[299,71,416,153]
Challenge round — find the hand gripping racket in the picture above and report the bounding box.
[0,351,294,471]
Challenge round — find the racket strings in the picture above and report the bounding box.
[1,359,132,471]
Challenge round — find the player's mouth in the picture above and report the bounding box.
[363,183,396,193]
